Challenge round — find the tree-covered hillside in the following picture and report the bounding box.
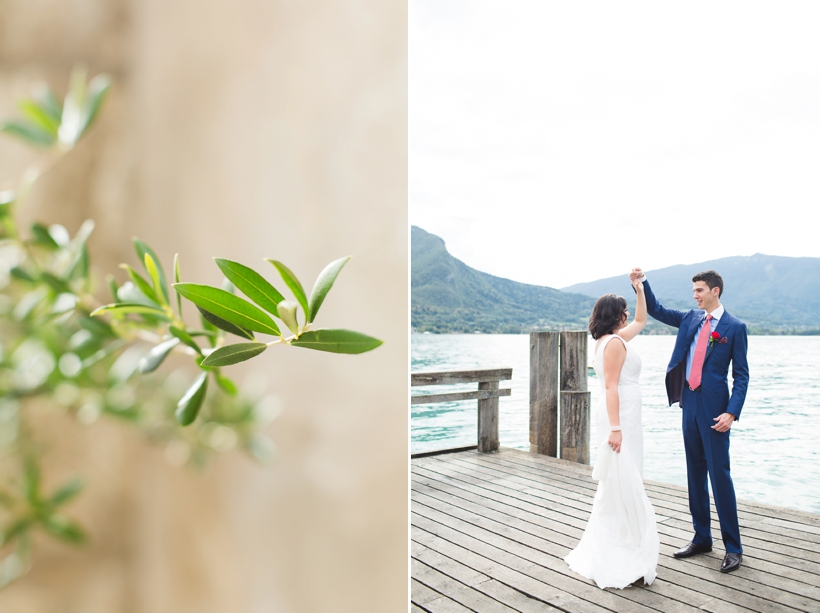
[563,254,820,334]
[412,227,596,333]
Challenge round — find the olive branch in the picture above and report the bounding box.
[0,66,381,588]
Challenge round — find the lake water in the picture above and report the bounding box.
[411,334,820,514]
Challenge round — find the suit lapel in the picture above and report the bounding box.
[686,311,703,345]
[704,311,730,363]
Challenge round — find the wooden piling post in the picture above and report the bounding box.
[530,331,559,456]
[560,391,591,463]
[560,331,588,393]
[477,381,500,453]
[559,331,590,464]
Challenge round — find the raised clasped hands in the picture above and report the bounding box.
[629,267,644,290]
[711,412,735,433]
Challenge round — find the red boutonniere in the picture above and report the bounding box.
[709,331,721,347]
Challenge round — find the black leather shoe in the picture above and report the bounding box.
[673,542,713,558]
[720,553,742,573]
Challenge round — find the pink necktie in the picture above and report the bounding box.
[688,314,713,389]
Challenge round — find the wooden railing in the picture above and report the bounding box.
[411,368,512,454]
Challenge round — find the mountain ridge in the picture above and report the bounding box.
[412,226,820,334]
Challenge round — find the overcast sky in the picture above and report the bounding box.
[410,1,820,289]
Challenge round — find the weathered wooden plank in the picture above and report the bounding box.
[414,456,817,583]
[412,449,820,613]
[488,448,820,530]
[530,332,558,455]
[412,481,720,611]
[412,368,513,386]
[413,511,670,613]
[559,391,590,464]
[417,595,475,613]
[560,331,588,393]
[411,388,512,405]
[413,475,820,606]
[436,453,820,572]
[413,499,809,613]
[412,524,618,613]
[412,446,479,460]
[451,451,808,535]
[463,452,820,560]
[413,486,756,613]
[478,381,500,453]
[413,578,444,606]
[412,557,519,613]
[477,579,566,613]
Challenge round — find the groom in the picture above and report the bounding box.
[631,268,749,573]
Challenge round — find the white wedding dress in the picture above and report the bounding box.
[564,334,660,589]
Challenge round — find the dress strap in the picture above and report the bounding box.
[597,333,626,355]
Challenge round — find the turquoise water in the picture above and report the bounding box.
[411,334,820,514]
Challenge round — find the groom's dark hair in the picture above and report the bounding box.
[589,294,628,339]
[692,270,724,297]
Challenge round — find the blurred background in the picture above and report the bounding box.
[0,0,407,611]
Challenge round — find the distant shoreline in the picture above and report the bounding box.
[411,329,820,336]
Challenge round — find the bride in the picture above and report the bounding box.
[564,277,660,589]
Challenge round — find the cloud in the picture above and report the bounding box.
[411,0,820,288]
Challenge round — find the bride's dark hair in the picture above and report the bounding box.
[589,294,628,340]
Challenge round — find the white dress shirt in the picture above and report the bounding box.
[685,305,723,382]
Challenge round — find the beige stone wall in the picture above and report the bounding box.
[0,1,408,611]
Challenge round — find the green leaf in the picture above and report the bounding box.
[0,190,14,217]
[36,86,63,124]
[196,307,254,340]
[18,100,59,137]
[169,326,202,355]
[90,303,169,319]
[66,245,90,281]
[175,372,208,426]
[9,266,36,283]
[308,256,350,322]
[138,337,180,374]
[174,284,280,336]
[215,374,238,395]
[116,281,158,308]
[1,519,31,546]
[277,300,299,335]
[173,253,182,316]
[0,120,55,146]
[40,272,70,293]
[43,514,86,544]
[23,458,40,504]
[290,329,383,354]
[215,258,285,315]
[201,343,267,367]
[48,478,84,507]
[63,218,94,271]
[78,315,115,338]
[143,253,168,307]
[119,265,159,305]
[266,260,309,320]
[81,74,111,136]
[31,223,60,249]
[198,310,218,346]
[133,238,169,302]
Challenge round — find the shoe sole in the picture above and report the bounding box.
[720,564,741,573]
[673,548,712,559]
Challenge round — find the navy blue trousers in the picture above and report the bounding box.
[681,387,742,554]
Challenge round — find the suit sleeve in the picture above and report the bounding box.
[726,322,749,420]
[640,278,685,329]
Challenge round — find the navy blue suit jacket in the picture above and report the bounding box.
[643,279,750,419]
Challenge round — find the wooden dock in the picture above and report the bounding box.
[411,447,820,613]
